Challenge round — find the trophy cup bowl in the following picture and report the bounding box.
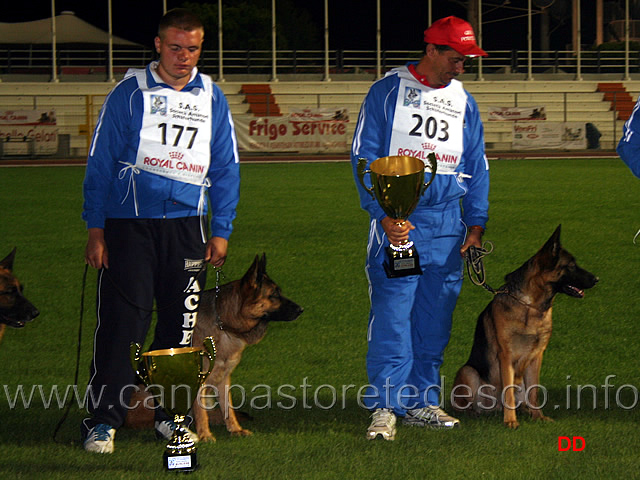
[357,154,437,278]
[130,337,216,473]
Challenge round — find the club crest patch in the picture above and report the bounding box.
[151,95,167,115]
[403,87,421,108]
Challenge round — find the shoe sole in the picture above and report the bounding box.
[84,442,114,453]
[402,418,460,429]
[366,428,396,441]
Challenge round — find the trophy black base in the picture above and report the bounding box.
[164,451,198,473]
[383,246,423,278]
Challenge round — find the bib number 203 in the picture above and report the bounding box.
[158,123,198,149]
[409,114,449,142]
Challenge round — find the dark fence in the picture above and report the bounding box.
[2,46,640,77]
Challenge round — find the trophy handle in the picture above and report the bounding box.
[130,342,151,385]
[199,336,217,383]
[356,158,375,199]
[421,152,438,196]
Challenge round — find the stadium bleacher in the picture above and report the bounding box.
[0,78,636,157]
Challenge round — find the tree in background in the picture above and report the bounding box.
[181,0,320,51]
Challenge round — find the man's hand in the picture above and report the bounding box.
[85,228,108,269]
[460,226,484,256]
[205,236,228,267]
[381,217,414,246]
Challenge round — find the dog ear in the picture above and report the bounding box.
[0,247,16,271]
[257,253,267,278]
[241,254,267,290]
[537,225,562,269]
[241,255,261,288]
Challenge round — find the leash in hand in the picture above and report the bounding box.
[464,241,498,294]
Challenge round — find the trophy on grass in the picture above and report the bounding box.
[130,337,216,473]
[357,154,437,278]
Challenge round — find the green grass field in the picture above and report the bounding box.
[0,158,638,479]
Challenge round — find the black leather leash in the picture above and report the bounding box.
[463,241,503,295]
[53,263,88,444]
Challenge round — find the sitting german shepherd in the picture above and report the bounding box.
[125,254,303,440]
[191,253,303,442]
[0,248,40,341]
[452,226,598,429]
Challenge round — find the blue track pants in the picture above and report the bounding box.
[364,202,465,415]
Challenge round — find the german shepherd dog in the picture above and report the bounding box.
[191,253,303,441]
[0,248,39,340]
[126,254,303,440]
[452,226,598,429]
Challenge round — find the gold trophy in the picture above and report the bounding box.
[130,337,216,473]
[357,154,437,278]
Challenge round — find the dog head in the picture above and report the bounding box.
[522,225,599,299]
[239,253,303,324]
[0,248,40,328]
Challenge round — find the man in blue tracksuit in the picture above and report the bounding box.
[351,16,490,440]
[617,98,640,178]
[617,97,640,241]
[81,9,240,453]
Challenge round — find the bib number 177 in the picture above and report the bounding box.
[158,123,198,149]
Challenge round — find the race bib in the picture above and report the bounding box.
[133,69,213,185]
[389,78,466,174]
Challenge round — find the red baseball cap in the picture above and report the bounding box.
[423,16,488,57]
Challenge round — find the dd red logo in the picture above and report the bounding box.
[558,436,586,451]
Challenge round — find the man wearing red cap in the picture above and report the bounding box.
[351,16,489,440]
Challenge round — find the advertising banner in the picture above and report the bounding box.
[234,108,349,153]
[0,109,59,155]
[488,106,546,121]
[511,122,586,150]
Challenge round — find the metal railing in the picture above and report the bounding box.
[2,47,640,78]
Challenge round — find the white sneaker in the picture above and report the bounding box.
[84,424,116,454]
[366,408,397,441]
[155,420,199,444]
[403,405,460,429]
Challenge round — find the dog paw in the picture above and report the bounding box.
[534,415,554,423]
[505,420,520,429]
[197,432,217,443]
[230,428,253,437]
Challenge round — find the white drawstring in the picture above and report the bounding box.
[634,228,640,244]
[197,178,212,244]
[118,162,141,216]
[435,171,472,180]
[118,162,209,242]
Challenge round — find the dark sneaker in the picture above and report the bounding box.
[403,406,460,429]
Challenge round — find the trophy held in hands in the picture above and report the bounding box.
[357,154,437,278]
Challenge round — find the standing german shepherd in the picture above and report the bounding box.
[452,226,598,429]
[191,254,303,442]
[0,248,39,341]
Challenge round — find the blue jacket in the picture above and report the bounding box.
[351,65,489,229]
[82,64,240,240]
[617,96,640,178]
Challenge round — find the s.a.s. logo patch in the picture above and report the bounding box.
[403,87,421,108]
[151,95,167,115]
